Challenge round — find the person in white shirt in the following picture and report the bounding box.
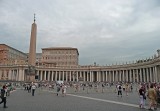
[31,84,36,96]
[62,84,67,96]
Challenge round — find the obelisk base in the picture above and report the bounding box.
[27,74,35,82]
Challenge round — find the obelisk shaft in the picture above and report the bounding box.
[28,22,37,66]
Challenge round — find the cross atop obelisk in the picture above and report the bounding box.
[34,13,36,23]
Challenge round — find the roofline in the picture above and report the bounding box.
[0,44,28,56]
[41,47,79,55]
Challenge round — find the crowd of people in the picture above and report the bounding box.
[138,83,160,110]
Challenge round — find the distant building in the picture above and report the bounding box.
[41,47,79,67]
[0,44,28,65]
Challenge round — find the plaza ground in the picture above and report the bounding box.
[0,87,158,111]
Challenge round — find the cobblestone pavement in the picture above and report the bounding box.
[0,87,159,111]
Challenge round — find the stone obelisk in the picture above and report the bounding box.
[28,14,37,82]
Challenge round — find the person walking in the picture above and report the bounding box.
[139,86,145,109]
[0,85,7,108]
[117,84,122,97]
[147,84,157,110]
[62,84,67,96]
[125,83,129,96]
[31,84,36,96]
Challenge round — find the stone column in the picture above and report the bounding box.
[98,71,100,82]
[22,69,25,81]
[58,71,61,81]
[120,70,122,82]
[41,70,43,81]
[91,71,94,82]
[83,71,85,82]
[155,66,158,82]
[102,71,104,82]
[96,71,98,82]
[129,69,132,82]
[112,71,115,82]
[106,71,108,82]
[146,68,149,82]
[76,72,78,82]
[16,69,19,81]
[69,71,72,81]
[65,71,67,82]
[115,70,117,82]
[44,71,46,80]
[89,71,91,82]
[55,71,57,81]
[117,71,119,82]
[51,71,53,81]
[87,71,89,82]
[143,68,146,82]
[105,71,108,82]
[86,72,89,82]
[136,69,139,82]
[140,69,142,82]
[122,70,125,81]
[15,70,17,81]
[72,71,75,82]
[151,67,154,82]
[80,71,82,78]
[48,71,51,81]
[109,71,111,82]
[98,71,101,82]
[126,70,128,82]
[149,68,152,82]
[20,69,23,81]
[132,69,135,83]
[62,71,64,81]
[8,70,12,80]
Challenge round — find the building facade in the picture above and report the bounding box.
[0,44,28,65]
[41,47,79,68]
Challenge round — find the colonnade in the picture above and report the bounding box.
[0,65,159,83]
[0,68,25,81]
[36,66,160,83]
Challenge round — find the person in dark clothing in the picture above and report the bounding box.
[0,85,7,108]
[117,85,122,97]
[139,86,145,108]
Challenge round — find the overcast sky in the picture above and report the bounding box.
[0,0,160,65]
